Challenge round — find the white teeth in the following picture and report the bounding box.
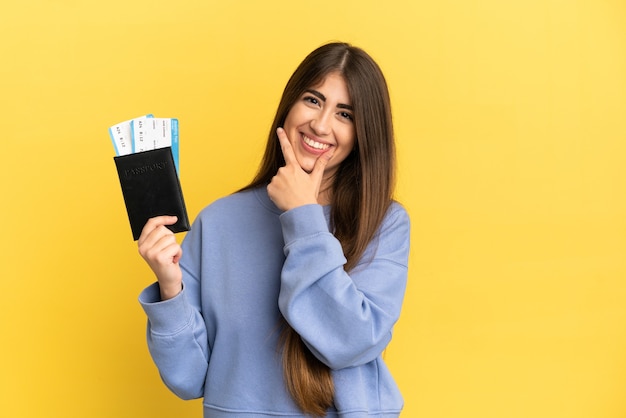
[303,135,330,150]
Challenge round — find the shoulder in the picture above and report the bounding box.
[354,200,411,270]
[388,200,409,219]
[369,201,411,250]
[182,188,267,249]
[381,201,410,231]
[190,186,281,232]
[196,187,271,218]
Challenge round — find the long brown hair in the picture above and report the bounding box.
[240,42,395,416]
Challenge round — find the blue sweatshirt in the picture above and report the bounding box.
[139,186,410,417]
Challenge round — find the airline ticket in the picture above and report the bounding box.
[109,114,180,173]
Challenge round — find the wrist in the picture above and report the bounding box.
[159,282,182,301]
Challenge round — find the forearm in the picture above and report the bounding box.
[278,204,410,369]
[139,282,209,399]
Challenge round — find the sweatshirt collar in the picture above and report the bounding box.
[253,185,331,218]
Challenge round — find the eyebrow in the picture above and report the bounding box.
[305,89,353,111]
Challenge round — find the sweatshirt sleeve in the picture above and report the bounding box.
[138,222,209,400]
[278,202,410,370]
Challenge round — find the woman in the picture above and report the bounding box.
[137,42,411,417]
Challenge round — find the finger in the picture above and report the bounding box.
[138,216,178,245]
[172,245,183,264]
[138,226,173,259]
[310,148,335,187]
[141,229,179,264]
[138,216,178,254]
[276,127,298,166]
[149,234,180,262]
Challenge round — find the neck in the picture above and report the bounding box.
[317,191,331,206]
[317,180,333,206]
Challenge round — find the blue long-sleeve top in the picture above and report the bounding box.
[139,186,411,417]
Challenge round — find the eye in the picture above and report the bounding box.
[303,95,320,106]
[339,111,354,122]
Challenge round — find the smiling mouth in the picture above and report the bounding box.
[303,135,331,151]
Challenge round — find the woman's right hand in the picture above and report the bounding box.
[138,216,183,300]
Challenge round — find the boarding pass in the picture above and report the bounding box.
[109,114,180,173]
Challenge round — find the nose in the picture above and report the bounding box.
[310,109,332,136]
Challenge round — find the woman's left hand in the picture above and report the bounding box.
[267,127,333,211]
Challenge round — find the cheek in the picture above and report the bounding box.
[334,139,356,164]
[341,129,356,153]
[282,107,297,130]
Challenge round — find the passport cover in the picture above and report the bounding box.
[114,147,190,240]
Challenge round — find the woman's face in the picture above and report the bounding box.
[282,72,356,185]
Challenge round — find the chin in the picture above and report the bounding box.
[295,157,316,173]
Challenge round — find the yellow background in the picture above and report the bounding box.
[1,1,625,417]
